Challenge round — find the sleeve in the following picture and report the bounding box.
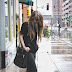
[20,23,28,35]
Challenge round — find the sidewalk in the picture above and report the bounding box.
[1,37,72,72]
[0,37,59,72]
[37,37,72,72]
[36,37,59,72]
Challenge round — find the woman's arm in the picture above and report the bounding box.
[19,34,30,52]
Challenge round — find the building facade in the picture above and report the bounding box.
[22,4,28,23]
[0,0,16,69]
[52,0,63,26]
[22,4,32,23]
[62,0,72,27]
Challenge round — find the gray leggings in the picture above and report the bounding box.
[27,53,37,72]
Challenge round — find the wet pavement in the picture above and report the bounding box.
[60,30,72,39]
[37,37,72,72]
[52,27,72,45]
[51,38,72,54]
[0,37,72,72]
[50,37,72,72]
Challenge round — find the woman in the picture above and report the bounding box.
[19,10,43,72]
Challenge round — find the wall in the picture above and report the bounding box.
[22,4,28,23]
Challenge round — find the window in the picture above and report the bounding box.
[66,3,68,5]
[66,8,68,10]
[5,0,9,43]
[63,0,66,2]
[70,0,72,2]
[11,0,13,39]
[69,11,70,13]
[66,13,68,15]
[69,1,71,3]
[62,19,63,21]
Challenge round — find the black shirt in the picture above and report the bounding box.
[20,22,38,53]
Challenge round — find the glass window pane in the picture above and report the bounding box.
[11,0,13,39]
[5,0,9,43]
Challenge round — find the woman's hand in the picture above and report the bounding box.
[24,47,30,52]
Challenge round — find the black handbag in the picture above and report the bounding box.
[14,46,28,68]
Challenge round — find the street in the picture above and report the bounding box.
[50,26,72,45]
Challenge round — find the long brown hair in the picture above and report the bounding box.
[28,11,43,41]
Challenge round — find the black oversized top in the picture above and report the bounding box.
[20,22,38,53]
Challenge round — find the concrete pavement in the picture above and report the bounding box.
[37,37,72,72]
[51,26,72,45]
[0,37,72,72]
[36,37,59,72]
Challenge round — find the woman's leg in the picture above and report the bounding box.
[27,53,37,72]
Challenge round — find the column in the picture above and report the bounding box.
[0,0,6,69]
[13,0,16,38]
